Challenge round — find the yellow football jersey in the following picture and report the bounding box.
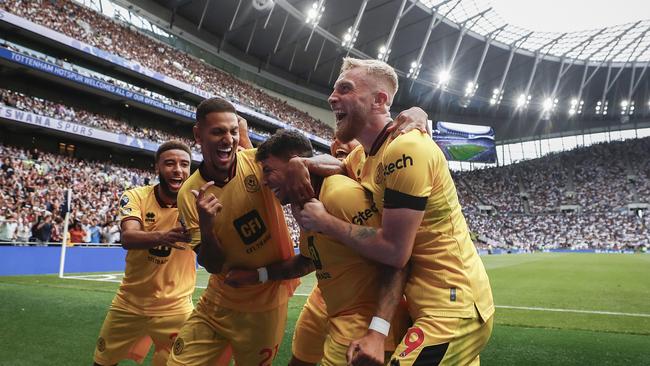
[113,185,196,316]
[299,174,382,344]
[345,126,495,321]
[177,149,297,313]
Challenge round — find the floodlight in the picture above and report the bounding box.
[516,94,527,108]
[438,70,451,85]
[542,98,553,111]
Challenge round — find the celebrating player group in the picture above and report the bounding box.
[93,57,494,366]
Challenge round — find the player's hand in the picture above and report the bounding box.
[285,157,315,205]
[191,181,222,226]
[387,107,429,138]
[224,268,260,287]
[296,199,328,232]
[159,226,191,250]
[347,330,386,366]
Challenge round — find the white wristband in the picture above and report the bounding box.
[368,316,390,336]
[257,267,269,283]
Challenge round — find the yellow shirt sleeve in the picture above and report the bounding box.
[382,132,435,211]
[118,189,142,224]
[177,182,201,247]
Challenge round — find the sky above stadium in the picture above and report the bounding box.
[490,0,649,32]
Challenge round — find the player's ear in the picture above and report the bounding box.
[193,124,202,146]
[374,91,389,110]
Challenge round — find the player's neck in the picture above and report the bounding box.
[200,161,234,186]
[359,116,392,154]
[155,184,176,207]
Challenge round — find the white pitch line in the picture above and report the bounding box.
[497,305,650,318]
[60,277,650,318]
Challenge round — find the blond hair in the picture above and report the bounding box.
[340,57,398,105]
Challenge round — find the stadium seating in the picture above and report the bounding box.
[1,0,334,140]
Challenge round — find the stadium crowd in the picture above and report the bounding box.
[0,87,200,155]
[0,143,303,246]
[1,0,335,140]
[1,135,647,249]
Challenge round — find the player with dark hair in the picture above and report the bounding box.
[167,97,299,366]
[93,141,195,366]
[226,129,410,366]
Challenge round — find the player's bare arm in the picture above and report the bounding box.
[237,116,254,150]
[347,264,410,366]
[120,219,190,250]
[224,255,315,287]
[296,200,423,268]
[191,181,226,273]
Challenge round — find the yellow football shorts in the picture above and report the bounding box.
[388,314,494,365]
[93,307,191,366]
[291,287,329,364]
[167,296,288,366]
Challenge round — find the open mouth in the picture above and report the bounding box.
[215,147,233,162]
[335,149,348,159]
[168,177,183,191]
[334,110,347,122]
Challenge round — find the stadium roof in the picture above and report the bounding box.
[128,0,650,141]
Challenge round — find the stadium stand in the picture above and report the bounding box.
[1,0,334,140]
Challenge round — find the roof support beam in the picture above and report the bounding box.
[273,12,290,54]
[599,28,649,97]
[446,9,490,72]
[197,0,211,31]
[228,0,242,31]
[245,18,259,54]
[493,31,532,111]
[524,34,566,97]
[313,37,327,71]
[550,29,607,97]
[344,0,370,57]
[380,0,409,62]
[304,0,326,51]
[598,62,613,112]
[263,2,276,29]
[471,25,506,85]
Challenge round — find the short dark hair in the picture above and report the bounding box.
[256,129,313,162]
[196,97,237,124]
[155,140,192,162]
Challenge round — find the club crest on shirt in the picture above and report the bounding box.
[173,337,184,355]
[96,337,106,352]
[145,212,156,223]
[375,163,385,185]
[244,174,260,192]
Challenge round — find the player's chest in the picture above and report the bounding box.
[355,156,386,212]
[211,184,270,249]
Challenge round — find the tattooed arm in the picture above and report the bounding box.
[296,199,423,268]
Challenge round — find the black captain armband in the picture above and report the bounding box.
[384,188,427,211]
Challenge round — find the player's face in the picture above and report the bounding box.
[156,149,191,197]
[260,155,292,205]
[330,138,361,161]
[329,68,373,143]
[194,111,240,171]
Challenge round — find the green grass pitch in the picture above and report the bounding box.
[0,253,648,365]
[447,144,487,161]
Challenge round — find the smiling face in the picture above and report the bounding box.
[156,149,191,198]
[194,111,240,173]
[328,68,375,143]
[330,138,361,161]
[259,155,292,205]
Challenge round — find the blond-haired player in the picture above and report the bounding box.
[292,58,495,366]
[93,141,194,366]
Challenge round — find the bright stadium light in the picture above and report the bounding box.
[516,94,530,108]
[407,61,421,79]
[377,45,391,61]
[490,88,503,106]
[464,81,478,97]
[437,69,451,87]
[542,98,553,111]
[568,98,583,116]
[341,27,358,49]
[305,2,324,26]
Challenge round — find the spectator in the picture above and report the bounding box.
[68,221,86,244]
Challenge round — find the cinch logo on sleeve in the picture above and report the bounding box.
[233,210,267,245]
[383,154,414,176]
[352,202,380,225]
